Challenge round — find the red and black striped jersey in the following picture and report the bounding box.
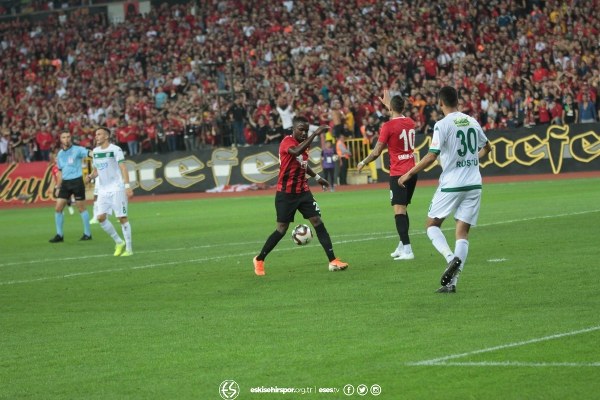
[277,135,310,194]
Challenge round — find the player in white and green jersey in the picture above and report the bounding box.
[430,111,488,192]
[399,86,492,293]
[88,127,135,256]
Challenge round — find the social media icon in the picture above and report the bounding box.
[343,384,355,396]
[357,384,368,396]
[371,384,382,396]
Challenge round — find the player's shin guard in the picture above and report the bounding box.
[314,223,336,262]
[121,222,132,252]
[452,239,469,283]
[55,211,64,237]
[427,226,454,262]
[100,219,123,244]
[395,214,410,244]
[80,210,91,236]
[451,246,468,285]
[257,230,285,261]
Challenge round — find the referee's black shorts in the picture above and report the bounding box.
[389,174,418,206]
[275,191,321,223]
[58,177,86,201]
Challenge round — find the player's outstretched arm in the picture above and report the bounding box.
[357,141,386,172]
[307,166,329,191]
[378,89,392,110]
[288,125,328,157]
[398,152,438,187]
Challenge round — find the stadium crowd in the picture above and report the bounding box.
[0,0,599,164]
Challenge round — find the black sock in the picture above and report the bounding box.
[395,214,410,245]
[314,223,336,261]
[257,230,285,261]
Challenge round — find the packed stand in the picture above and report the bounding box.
[1,0,599,164]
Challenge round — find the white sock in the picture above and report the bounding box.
[451,239,469,286]
[454,239,469,269]
[403,244,413,254]
[100,220,123,244]
[427,226,454,262]
[121,222,132,252]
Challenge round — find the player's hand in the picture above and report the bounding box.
[126,187,134,198]
[314,125,329,136]
[357,161,365,172]
[317,177,330,191]
[378,89,391,110]
[397,176,407,188]
[53,186,60,198]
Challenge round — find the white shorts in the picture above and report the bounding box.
[97,190,129,218]
[428,188,482,226]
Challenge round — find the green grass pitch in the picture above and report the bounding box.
[1,178,599,399]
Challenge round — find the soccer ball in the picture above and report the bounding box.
[291,224,313,245]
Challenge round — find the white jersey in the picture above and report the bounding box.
[430,111,488,191]
[276,104,295,130]
[92,143,126,193]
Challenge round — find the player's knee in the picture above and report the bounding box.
[426,217,443,229]
[308,216,322,226]
[276,222,289,233]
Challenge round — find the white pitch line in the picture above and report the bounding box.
[407,325,600,366]
[1,234,395,285]
[1,209,599,282]
[427,361,600,367]
[0,251,258,286]
[0,232,392,268]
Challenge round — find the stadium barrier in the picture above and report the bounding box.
[1,123,599,204]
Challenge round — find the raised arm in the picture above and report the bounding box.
[287,125,328,157]
[357,141,386,172]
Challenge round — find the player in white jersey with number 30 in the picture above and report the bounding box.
[399,86,492,293]
[87,127,134,257]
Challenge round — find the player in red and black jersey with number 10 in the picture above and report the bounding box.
[357,90,418,261]
[253,116,349,276]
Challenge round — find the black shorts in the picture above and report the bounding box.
[58,177,86,201]
[389,174,418,206]
[275,191,321,223]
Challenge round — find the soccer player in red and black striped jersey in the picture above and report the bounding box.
[253,116,348,276]
[357,90,419,261]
